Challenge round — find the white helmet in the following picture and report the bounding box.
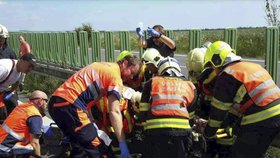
[158,57,183,77]
[0,24,9,38]
[142,48,163,67]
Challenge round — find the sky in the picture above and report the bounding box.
[0,0,270,32]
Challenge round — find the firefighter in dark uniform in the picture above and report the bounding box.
[203,41,280,158]
[139,57,197,158]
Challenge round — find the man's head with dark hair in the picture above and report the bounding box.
[118,54,142,82]
[152,25,165,35]
[20,53,36,67]
[17,53,36,73]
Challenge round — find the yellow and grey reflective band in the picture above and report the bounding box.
[151,104,188,114]
[2,123,24,141]
[189,111,195,118]
[211,97,232,111]
[109,126,114,133]
[226,127,233,136]
[112,146,120,152]
[12,143,34,151]
[141,122,147,130]
[234,84,247,103]
[99,99,105,111]
[139,102,150,111]
[216,135,237,145]
[255,87,280,105]
[145,118,191,130]
[153,94,187,104]
[208,119,223,128]
[0,144,11,152]
[223,67,235,74]
[204,95,212,101]
[123,110,132,132]
[228,106,242,118]
[249,79,275,98]
[216,128,225,133]
[241,104,280,125]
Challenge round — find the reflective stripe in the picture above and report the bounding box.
[224,68,235,74]
[12,143,33,154]
[216,135,237,145]
[249,79,274,97]
[208,119,223,128]
[139,102,150,111]
[249,70,266,80]
[153,94,187,104]
[0,144,11,152]
[142,122,147,128]
[241,104,280,125]
[2,123,24,141]
[228,106,242,118]
[151,104,188,113]
[123,110,132,133]
[255,87,280,105]
[211,98,232,111]
[234,85,247,103]
[145,118,190,129]
[204,95,212,101]
[189,111,195,118]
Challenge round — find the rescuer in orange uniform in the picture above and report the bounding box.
[48,55,141,158]
[0,90,48,158]
[203,41,280,158]
[139,58,197,158]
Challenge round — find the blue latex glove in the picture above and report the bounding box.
[147,27,161,38]
[136,27,144,38]
[119,141,131,158]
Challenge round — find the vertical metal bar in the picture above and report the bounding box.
[104,31,115,62]
[224,28,237,50]
[68,32,80,67]
[265,27,279,82]
[189,29,201,50]
[91,32,101,62]
[79,31,89,66]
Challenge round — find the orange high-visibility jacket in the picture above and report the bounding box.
[151,76,196,118]
[0,102,42,153]
[52,62,123,110]
[224,62,280,112]
[95,96,135,134]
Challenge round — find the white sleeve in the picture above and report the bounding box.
[0,65,9,82]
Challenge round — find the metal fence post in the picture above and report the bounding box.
[104,31,115,62]
[44,33,51,62]
[91,32,101,62]
[165,30,174,40]
[120,31,130,52]
[189,29,201,51]
[224,28,237,50]
[68,32,79,67]
[266,27,279,83]
[79,31,89,67]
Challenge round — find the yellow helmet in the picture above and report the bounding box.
[204,41,236,68]
[186,47,207,74]
[158,57,183,77]
[142,48,163,67]
[0,24,9,38]
[117,50,133,61]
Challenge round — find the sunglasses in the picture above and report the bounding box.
[30,98,48,102]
